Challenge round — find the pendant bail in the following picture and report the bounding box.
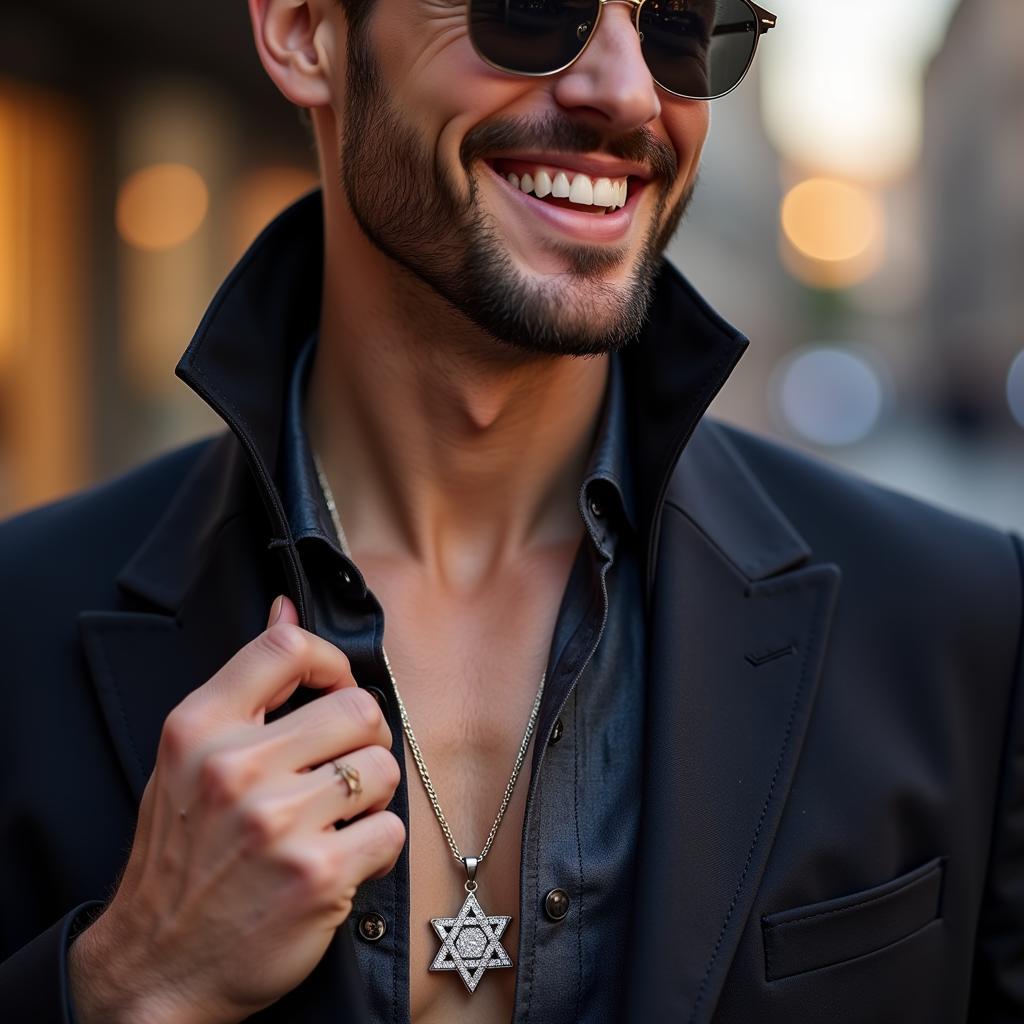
[463,856,479,883]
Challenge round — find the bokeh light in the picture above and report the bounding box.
[779,178,885,289]
[0,96,13,372]
[762,0,960,181]
[116,163,209,252]
[2,0,1022,534]
[1007,350,1024,429]
[773,346,888,447]
[781,179,881,263]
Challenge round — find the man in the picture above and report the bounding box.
[0,0,1021,1021]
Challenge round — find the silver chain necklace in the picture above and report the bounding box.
[313,452,545,994]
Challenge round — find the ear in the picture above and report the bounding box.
[248,0,335,109]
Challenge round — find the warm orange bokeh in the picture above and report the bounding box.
[116,163,210,252]
[779,177,886,289]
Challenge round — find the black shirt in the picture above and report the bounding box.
[280,334,647,1023]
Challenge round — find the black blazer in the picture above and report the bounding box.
[1,194,1021,1023]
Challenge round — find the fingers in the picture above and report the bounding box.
[224,742,401,866]
[299,744,402,829]
[323,810,406,891]
[267,595,286,630]
[274,811,405,920]
[181,602,357,727]
[256,685,393,774]
[111,596,405,1020]
[265,596,303,711]
[269,595,301,630]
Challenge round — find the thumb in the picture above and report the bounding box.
[266,594,300,629]
[263,595,310,715]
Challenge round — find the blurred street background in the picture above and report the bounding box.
[1,0,1022,531]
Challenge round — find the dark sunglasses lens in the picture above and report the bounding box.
[469,0,602,75]
[638,0,759,99]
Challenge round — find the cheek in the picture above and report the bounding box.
[367,6,537,175]
[370,12,483,133]
[662,99,709,189]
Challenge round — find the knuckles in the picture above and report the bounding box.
[279,812,406,907]
[198,748,262,806]
[335,686,385,734]
[364,744,402,794]
[159,707,202,766]
[374,810,407,856]
[237,797,295,851]
[313,687,391,750]
[260,621,311,664]
[259,622,352,679]
[329,883,358,922]
[278,845,334,895]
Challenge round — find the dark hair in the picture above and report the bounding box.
[339,0,376,35]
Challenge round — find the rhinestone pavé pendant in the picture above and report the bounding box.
[429,858,512,993]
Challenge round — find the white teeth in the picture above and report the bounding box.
[569,175,594,205]
[593,177,615,207]
[501,164,630,209]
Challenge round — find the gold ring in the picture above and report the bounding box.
[331,759,362,796]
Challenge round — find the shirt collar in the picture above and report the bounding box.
[281,331,335,547]
[280,329,638,558]
[175,190,749,590]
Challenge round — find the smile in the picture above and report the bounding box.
[481,156,649,245]
[490,160,629,214]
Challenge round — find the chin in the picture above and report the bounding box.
[471,262,655,357]
[501,225,646,286]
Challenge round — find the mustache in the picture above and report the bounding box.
[460,113,678,182]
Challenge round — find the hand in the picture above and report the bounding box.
[68,596,405,1024]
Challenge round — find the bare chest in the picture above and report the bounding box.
[368,564,573,1023]
[389,639,549,1024]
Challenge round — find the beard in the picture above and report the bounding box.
[340,28,695,357]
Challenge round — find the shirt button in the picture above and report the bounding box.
[544,888,570,922]
[549,718,564,745]
[365,686,388,712]
[588,496,604,519]
[358,912,387,942]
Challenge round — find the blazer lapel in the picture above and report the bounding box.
[624,420,841,1024]
[75,433,371,1024]
[78,540,274,804]
[80,610,195,803]
[78,435,277,800]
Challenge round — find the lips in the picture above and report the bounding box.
[497,163,628,212]
[487,154,649,214]
[482,160,644,244]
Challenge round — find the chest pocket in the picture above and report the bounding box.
[761,856,945,982]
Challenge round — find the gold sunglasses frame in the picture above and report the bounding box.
[468,0,778,101]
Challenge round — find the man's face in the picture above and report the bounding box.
[335,0,709,355]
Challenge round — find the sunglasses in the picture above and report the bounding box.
[468,0,777,101]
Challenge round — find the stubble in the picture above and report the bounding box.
[340,27,696,356]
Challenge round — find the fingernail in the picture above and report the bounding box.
[268,595,284,626]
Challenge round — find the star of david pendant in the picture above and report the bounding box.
[429,859,512,993]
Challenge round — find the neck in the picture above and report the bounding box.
[306,206,608,594]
